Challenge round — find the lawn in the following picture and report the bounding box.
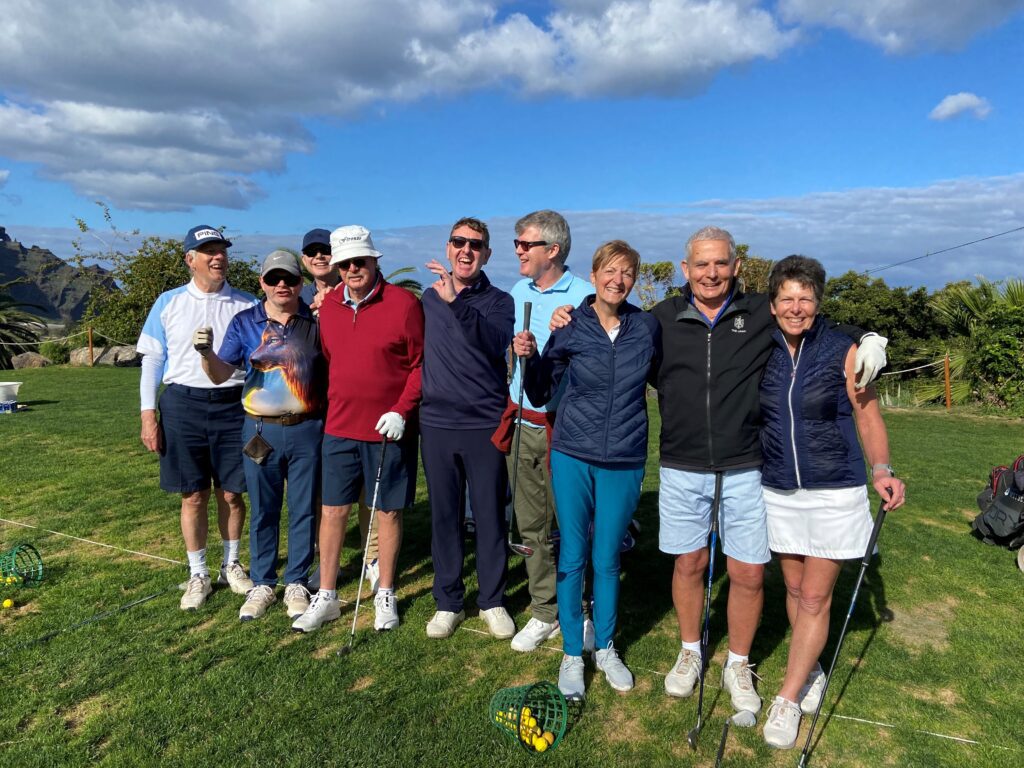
[0,367,1021,768]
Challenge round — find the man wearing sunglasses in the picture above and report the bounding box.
[137,225,257,611]
[293,225,424,633]
[420,218,516,640]
[196,250,324,623]
[300,228,380,597]
[494,210,593,653]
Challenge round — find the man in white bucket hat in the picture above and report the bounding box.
[292,225,425,633]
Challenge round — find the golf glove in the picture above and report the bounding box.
[193,326,214,353]
[375,411,405,441]
[854,332,888,388]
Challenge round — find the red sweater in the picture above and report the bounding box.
[319,279,424,441]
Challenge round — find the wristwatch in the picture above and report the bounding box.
[871,463,895,477]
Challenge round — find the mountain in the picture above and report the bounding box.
[0,226,113,322]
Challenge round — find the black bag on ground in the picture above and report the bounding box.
[973,455,1024,549]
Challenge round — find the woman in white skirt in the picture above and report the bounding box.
[757,255,905,749]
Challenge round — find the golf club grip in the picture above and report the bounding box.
[522,301,532,332]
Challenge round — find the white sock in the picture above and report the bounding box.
[682,640,701,655]
[727,650,749,667]
[319,589,337,600]
[187,549,208,578]
[378,587,394,597]
[223,539,240,565]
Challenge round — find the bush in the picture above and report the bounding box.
[39,339,71,364]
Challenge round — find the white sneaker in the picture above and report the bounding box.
[510,618,560,652]
[558,654,586,699]
[239,584,276,621]
[426,610,465,639]
[594,644,634,692]
[180,574,212,611]
[218,561,254,595]
[798,663,826,715]
[480,607,516,639]
[290,591,341,632]
[664,648,702,698]
[282,583,311,619]
[723,660,763,714]
[583,618,596,654]
[365,559,380,596]
[763,696,802,749]
[373,591,399,631]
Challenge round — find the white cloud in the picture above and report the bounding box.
[778,0,1024,53]
[0,169,9,187]
[928,92,993,121]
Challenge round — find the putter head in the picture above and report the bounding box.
[509,543,534,557]
[686,725,701,750]
[731,710,757,728]
[336,644,353,657]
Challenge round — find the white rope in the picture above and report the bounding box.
[0,330,88,347]
[0,517,185,565]
[880,359,944,377]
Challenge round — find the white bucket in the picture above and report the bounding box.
[0,381,22,412]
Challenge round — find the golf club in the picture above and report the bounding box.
[687,471,724,750]
[797,496,890,767]
[507,301,534,558]
[714,709,757,767]
[338,436,389,656]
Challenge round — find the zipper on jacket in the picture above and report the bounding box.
[602,335,617,462]
[786,338,804,488]
[705,330,714,467]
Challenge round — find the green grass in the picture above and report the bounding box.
[1,368,1022,767]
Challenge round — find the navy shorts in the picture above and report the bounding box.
[321,434,417,511]
[158,384,246,495]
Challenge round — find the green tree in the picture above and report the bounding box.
[0,281,46,369]
[385,266,423,298]
[736,244,773,294]
[636,261,677,309]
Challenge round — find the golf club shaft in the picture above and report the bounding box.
[343,436,388,652]
[714,719,730,767]
[507,301,532,555]
[691,471,724,746]
[798,498,889,765]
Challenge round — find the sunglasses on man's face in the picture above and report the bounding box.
[303,246,331,259]
[337,257,368,271]
[263,271,302,287]
[514,239,549,252]
[449,236,486,252]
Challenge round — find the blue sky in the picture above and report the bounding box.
[1,1,1022,292]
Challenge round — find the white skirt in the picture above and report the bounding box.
[763,485,873,560]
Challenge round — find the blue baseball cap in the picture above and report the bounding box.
[184,225,232,253]
[301,228,332,255]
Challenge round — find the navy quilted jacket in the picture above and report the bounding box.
[759,318,867,489]
[524,297,661,464]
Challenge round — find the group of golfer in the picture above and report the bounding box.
[138,212,905,750]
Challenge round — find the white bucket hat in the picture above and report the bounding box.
[330,225,382,264]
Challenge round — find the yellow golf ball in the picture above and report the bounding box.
[2,598,13,609]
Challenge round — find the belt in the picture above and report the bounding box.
[246,412,319,426]
[167,383,243,403]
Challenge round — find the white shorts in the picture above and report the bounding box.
[763,485,873,560]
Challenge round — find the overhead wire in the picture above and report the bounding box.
[864,225,1024,275]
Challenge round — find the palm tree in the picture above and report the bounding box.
[385,266,423,298]
[0,281,47,369]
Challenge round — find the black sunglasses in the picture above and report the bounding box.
[514,239,549,251]
[303,245,331,258]
[263,271,302,287]
[449,236,486,251]
[337,257,368,271]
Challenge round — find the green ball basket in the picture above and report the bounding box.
[0,543,44,586]
[489,681,567,754]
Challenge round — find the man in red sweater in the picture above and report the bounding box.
[291,225,424,633]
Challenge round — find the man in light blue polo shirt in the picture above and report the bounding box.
[504,210,592,653]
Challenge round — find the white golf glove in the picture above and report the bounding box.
[193,326,214,354]
[375,411,405,441]
[854,332,888,388]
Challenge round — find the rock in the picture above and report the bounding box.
[11,351,50,368]
[69,345,142,367]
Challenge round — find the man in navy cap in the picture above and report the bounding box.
[137,225,258,611]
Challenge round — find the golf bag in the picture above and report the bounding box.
[972,454,1024,549]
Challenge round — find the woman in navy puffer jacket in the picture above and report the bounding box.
[515,240,661,699]
[757,255,905,750]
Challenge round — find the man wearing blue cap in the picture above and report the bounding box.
[137,225,258,610]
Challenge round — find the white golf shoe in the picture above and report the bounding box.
[594,644,634,692]
[373,591,399,631]
[218,561,254,594]
[480,607,515,639]
[510,618,560,652]
[180,574,212,611]
[763,696,801,749]
[799,663,826,715]
[426,610,465,638]
[664,648,701,698]
[282,583,311,619]
[723,659,762,714]
[239,585,276,621]
[290,591,341,633]
[558,655,586,699]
